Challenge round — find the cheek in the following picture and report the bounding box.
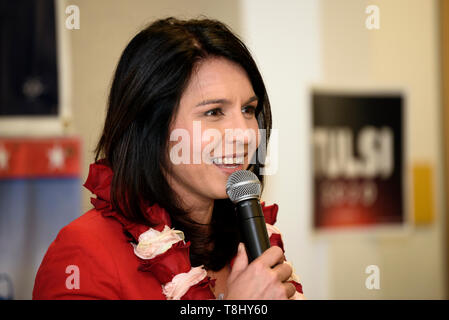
[252,120,261,146]
[168,138,228,198]
[169,161,228,200]
[169,119,197,164]
[200,131,221,160]
[248,119,261,159]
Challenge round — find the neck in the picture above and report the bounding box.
[188,200,214,225]
[167,176,215,225]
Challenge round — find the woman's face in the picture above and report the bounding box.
[167,56,260,206]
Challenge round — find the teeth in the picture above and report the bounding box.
[212,156,244,165]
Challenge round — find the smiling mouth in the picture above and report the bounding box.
[211,153,247,166]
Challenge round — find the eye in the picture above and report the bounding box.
[242,105,257,117]
[204,107,225,117]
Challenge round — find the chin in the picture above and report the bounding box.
[215,193,230,200]
[208,184,228,200]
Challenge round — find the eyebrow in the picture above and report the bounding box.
[195,95,258,107]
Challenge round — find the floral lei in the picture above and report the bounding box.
[84,160,303,300]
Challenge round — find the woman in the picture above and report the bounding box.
[33,17,304,300]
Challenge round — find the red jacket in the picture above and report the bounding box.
[32,204,302,300]
[33,161,303,300]
[33,208,167,299]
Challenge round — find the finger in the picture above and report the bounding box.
[284,282,296,299]
[272,261,293,282]
[253,246,284,268]
[230,243,248,277]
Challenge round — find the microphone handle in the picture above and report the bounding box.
[236,198,271,262]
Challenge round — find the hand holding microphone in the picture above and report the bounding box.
[224,170,296,300]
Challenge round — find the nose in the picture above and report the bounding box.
[223,110,257,148]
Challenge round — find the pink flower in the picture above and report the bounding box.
[162,266,208,300]
[133,225,184,260]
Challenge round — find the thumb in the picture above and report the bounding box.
[230,243,248,277]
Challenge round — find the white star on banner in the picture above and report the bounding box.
[0,145,9,171]
[47,145,65,170]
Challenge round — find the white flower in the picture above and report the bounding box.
[162,266,207,300]
[133,225,184,260]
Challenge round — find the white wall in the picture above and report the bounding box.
[321,0,445,299]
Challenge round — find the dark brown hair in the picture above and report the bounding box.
[95,16,272,271]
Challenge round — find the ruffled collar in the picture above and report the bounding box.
[83,160,173,241]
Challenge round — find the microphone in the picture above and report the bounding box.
[226,170,270,262]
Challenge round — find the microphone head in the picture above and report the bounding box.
[226,170,261,204]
